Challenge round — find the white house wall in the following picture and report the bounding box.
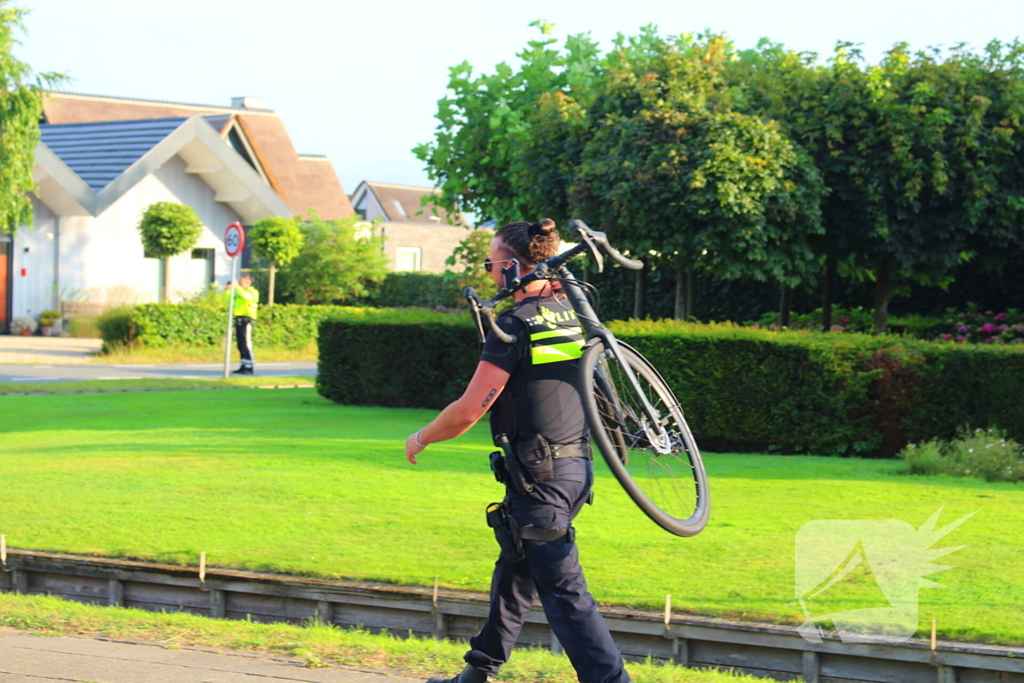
[14,153,244,319]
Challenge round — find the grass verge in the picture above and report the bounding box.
[93,343,317,364]
[0,376,314,394]
[1,390,1020,645]
[0,594,759,682]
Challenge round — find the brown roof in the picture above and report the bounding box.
[41,92,353,220]
[361,181,464,226]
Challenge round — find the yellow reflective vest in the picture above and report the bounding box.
[226,286,260,319]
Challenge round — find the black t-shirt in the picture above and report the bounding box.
[480,295,588,445]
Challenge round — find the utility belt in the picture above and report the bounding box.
[489,432,591,496]
[485,433,592,562]
[486,501,576,563]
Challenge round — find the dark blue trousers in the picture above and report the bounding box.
[465,457,631,683]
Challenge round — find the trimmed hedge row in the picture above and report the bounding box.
[317,318,1024,457]
[99,303,461,350]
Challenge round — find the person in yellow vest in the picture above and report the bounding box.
[226,274,259,375]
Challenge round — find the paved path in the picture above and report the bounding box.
[0,336,103,365]
[0,629,422,683]
[0,362,317,383]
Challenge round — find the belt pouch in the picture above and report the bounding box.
[516,433,554,484]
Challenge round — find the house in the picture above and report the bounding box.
[1,92,351,331]
[349,181,473,272]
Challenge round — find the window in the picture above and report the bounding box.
[192,248,215,283]
[395,247,421,272]
[393,200,409,219]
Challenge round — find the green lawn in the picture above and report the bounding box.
[0,389,1019,645]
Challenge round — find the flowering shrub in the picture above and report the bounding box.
[898,427,1024,482]
[939,307,1024,345]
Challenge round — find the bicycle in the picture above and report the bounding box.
[464,219,710,537]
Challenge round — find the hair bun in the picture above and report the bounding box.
[529,218,556,237]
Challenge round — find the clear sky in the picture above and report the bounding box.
[19,0,1024,198]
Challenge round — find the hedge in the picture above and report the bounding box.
[317,319,1024,457]
[99,303,462,350]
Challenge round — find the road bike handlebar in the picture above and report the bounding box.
[465,219,643,344]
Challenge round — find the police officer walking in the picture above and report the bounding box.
[226,274,259,375]
[405,219,632,683]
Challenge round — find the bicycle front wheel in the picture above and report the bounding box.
[581,340,710,537]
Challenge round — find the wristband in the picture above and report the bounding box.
[414,429,428,449]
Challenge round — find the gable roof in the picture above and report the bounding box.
[353,181,465,226]
[40,117,193,192]
[34,115,292,223]
[42,92,353,220]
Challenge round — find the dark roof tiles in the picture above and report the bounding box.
[40,117,190,192]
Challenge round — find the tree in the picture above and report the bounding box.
[1,3,63,232]
[136,202,204,303]
[444,228,495,298]
[248,216,303,305]
[281,212,388,305]
[572,107,824,319]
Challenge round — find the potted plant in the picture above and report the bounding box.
[12,315,37,336]
[39,309,61,336]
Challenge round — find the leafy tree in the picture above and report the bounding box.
[732,40,1024,332]
[136,202,204,303]
[248,216,303,305]
[572,107,824,319]
[1,3,63,232]
[281,212,388,305]
[444,228,495,298]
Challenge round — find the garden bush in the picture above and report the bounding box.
[898,428,1024,482]
[98,303,463,351]
[317,318,1024,457]
[96,306,137,351]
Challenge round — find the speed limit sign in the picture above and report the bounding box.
[224,222,245,257]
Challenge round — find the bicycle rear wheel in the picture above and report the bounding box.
[580,340,710,537]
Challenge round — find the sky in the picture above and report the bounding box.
[19,0,1024,198]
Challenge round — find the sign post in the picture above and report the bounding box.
[222,222,245,379]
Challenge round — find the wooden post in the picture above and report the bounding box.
[107,579,123,607]
[316,600,332,625]
[430,576,446,639]
[1,534,6,566]
[550,630,563,654]
[936,665,957,683]
[802,651,820,683]
[199,552,206,585]
[671,637,690,667]
[210,589,226,618]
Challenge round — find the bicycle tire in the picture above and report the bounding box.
[580,340,710,537]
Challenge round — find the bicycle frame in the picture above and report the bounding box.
[556,266,675,455]
[466,232,674,455]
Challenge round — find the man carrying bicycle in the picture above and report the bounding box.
[405,219,632,683]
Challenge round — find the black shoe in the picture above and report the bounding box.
[232,367,246,374]
[233,366,254,375]
[426,665,490,683]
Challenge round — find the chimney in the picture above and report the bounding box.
[231,96,267,110]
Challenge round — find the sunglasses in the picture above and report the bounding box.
[483,259,517,273]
